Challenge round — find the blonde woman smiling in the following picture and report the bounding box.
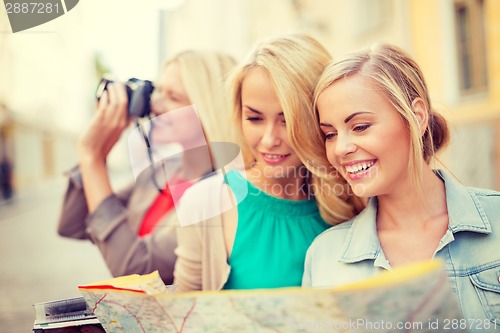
[300,43,500,324]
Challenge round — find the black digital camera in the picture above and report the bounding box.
[95,78,155,118]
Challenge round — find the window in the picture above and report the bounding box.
[454,0,487,95]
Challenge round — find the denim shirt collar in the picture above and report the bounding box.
[438,170,492,234]
[338,169,492,264]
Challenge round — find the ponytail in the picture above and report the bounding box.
[423,111,450,162]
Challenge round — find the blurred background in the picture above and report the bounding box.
[0,0,499,332]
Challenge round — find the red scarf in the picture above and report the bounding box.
[138,174,193,237]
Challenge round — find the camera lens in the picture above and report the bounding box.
[126,78,155,118]
[95,78,154,118]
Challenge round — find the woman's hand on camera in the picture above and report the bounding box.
[78,82,132,163]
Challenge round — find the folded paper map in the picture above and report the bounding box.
[78,260,465,332]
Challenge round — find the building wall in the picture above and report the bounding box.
[410,0,500,189]
[162,0,252,60]
[0,6,95,192]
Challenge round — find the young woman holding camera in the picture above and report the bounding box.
[57,50,236,284]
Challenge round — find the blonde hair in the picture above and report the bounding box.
[306,43,450,214]
[227,33,362,225]
[227,33,332,166]
[163,50,237,144]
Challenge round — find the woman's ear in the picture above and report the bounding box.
[411,98,429,136]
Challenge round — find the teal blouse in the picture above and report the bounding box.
[223,170,330,290]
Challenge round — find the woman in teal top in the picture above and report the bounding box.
[223,169,329,289]
[173,34,364,292]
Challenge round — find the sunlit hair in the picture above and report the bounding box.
[227,33,364,225]
[308,43,450,203]
[163,50,237,144]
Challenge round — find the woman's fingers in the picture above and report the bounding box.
[78,81,136,160]
[96,83,128,124]
[96,89,109,115]
[104,83,122,121]
[113,83,129,127]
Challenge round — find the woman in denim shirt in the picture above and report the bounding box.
[298,43,500,326]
